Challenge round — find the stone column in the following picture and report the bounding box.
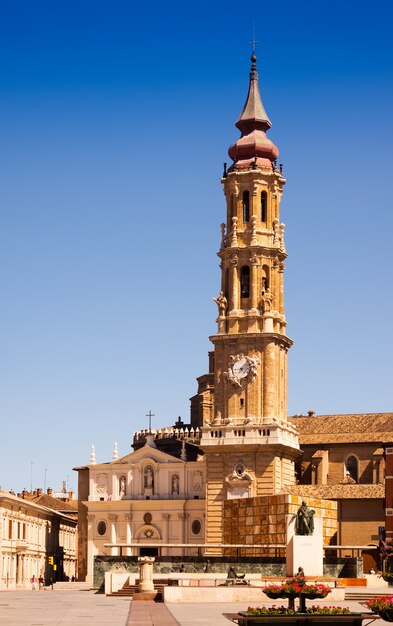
[108,515,118,556]
[178,513,187,556]
[250,254,259,315]
[229,255,239,313]
[263,342,276,419]
[125,514,132,556]
[161,513,170,556]
[138,556,155,592]
[16,554,22,587]
[86,514,95,585]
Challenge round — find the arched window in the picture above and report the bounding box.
[345,455,359,483]
[242,191,250,222]
[261,191,267,222]
[240,266,250,298]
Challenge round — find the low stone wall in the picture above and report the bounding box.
[163,586,346,604]
[95,555,361,590]
[94,555,285,589]
[324,557,363,579]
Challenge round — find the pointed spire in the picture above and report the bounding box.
[90,444,96,465]
[235,53,272,133]
[228,54,279,171]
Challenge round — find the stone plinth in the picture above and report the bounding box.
[286,516,323,577]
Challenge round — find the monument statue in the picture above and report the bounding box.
[295,501,315,535]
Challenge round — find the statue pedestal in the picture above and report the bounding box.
[286,516,323,577]
[262,313,274,333]
[138,556,155,592]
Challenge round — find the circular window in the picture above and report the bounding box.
[143,512,152,524]
[191,519,202,535]
[97,521,106,536]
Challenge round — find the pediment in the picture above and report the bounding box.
[113,445,184,466]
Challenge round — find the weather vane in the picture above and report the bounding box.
[249,22,259,54]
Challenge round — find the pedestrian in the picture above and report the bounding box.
[38,576,44,590]
[31,575,37,590]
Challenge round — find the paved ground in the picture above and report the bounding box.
[0,589,387,625]
[0,589,131,625]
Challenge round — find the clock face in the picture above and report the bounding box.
[232,358,250,379]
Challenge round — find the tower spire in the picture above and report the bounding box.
[236,53,272,132]
[228,54,278,170]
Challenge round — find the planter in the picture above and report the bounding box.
[226,614,376,626]
[264,591,284,600]
[378,611,393,622]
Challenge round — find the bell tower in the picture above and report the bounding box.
[199,54,300,549]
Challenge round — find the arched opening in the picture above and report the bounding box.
[242,191,250,222]
[261,265,270,294]
[261,191,267,222]
[345,455,359,483]
[240,266,250,298]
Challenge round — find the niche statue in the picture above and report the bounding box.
[295,501,315,536]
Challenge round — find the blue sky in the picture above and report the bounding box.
[0,0,392,494]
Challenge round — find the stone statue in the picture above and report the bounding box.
[213,291,227,317]
[171,474,179,495]
[295,501,315,535]
[144,467,154,490]
[262,288,274,313]
[119,475,126,496]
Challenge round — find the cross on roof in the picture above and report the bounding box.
[146,410,155,432]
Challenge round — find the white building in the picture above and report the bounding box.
[0,490,77,589]
[75,430,206,582]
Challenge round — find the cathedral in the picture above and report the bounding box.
[75,54,388,582]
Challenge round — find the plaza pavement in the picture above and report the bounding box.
[0,589,387,625]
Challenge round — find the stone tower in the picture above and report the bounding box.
[198,54,300,550]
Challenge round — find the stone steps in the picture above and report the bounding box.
[345,591,387,601]
[53,582,91,591]
[111,582,165,600]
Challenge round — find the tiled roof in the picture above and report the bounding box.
[29,494,78,512]
[287,483,385,500]
[289,413,393,444]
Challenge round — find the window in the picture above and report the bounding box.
[242,191,250,222]
[191,519,202,535]
[345,455,359,483]
[261,191,267,222]
[240,266,250,298]
[97,521,107,536]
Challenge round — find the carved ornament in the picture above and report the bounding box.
[223,353,260,389]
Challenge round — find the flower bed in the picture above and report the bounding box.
[245,606,351,616]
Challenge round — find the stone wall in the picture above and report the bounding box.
[94,554,361,590]
[223,494,338,557]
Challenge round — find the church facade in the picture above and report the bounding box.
[75,54,388,581]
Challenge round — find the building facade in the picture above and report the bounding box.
[0,490,77,589]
